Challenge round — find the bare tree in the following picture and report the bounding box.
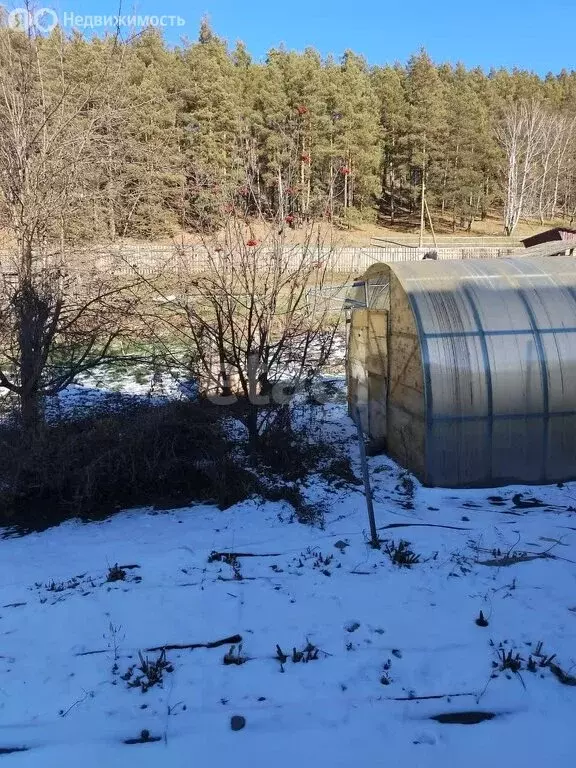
[0,14,143,431]
[149,209,343,447]
[497,100,547,236]
[536,113,563,224]
[548,115,576,221]
[522,113,576,224]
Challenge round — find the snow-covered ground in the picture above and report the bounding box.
[1,399,576,766]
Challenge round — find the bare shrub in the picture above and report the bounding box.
[0,399,250,530]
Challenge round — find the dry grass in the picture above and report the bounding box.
[148,212,570,247]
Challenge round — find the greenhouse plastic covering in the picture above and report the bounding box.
[349,257,576,486]
[390,257,576,485]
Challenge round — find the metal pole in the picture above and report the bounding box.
[354,407,379,548]
[419,145,427,249]
[419,175,426,249]
[424,196,438,248]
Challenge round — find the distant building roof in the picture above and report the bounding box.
[522,227,576,248]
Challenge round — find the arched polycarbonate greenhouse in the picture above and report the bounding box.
[347,256,576,487]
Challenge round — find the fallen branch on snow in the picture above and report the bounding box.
[76,634,243,657]
[145,634,243,653]
[383,692,476,701]
[209,551,281,561]
[378,523,470,532]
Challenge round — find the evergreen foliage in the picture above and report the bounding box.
[4,22,576,237]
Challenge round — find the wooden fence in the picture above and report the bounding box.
[0,244,517,277]
[330,246,515,272]
[85,244,518,275]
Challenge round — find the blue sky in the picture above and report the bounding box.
[29,0,576,74]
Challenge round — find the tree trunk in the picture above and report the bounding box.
[277,166,285,221]
[15,275,50,434]
[20,388,44,435]
[246,404,259,454]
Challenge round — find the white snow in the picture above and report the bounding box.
[1,401,575,766]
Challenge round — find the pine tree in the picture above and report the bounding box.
[244,49,293,216]
[372,64,408,222]
[177,20,241,230]
[404,50,448,213]
[255,48,329,218]
[4,25,576,238]
[440,64,491,229]
[325,51,381,221]
[118,36,182,238]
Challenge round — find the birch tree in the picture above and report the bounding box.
[548,114,576,220]
[497,100,546,235]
